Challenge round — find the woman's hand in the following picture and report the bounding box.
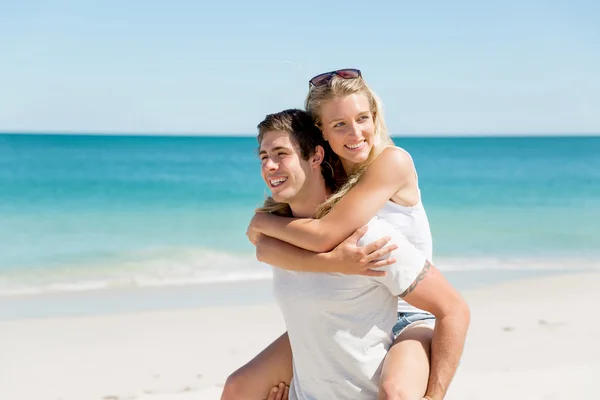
[326,226,397,277]
[246,213,265,245]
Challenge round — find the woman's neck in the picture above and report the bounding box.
[340,159,358,175]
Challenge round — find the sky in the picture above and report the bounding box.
[1,0,599,136]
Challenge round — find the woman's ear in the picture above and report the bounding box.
[316,123,327,141]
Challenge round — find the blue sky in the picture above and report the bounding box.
[1,0,599,135]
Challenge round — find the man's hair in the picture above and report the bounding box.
[256,109,340,216]
[257,109,324,161]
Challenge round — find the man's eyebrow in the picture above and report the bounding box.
[259,146,290,154]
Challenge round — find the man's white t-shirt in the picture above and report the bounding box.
[272,216,427,400]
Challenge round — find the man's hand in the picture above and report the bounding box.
[266,382,289,400]
[326,226,397,277]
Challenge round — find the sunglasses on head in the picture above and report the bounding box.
[309,68,362,87]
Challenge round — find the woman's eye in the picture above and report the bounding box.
[334,122,345,128]
[358,115,369,121]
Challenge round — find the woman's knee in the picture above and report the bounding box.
[378,327,433,400]
[221,370,248,400]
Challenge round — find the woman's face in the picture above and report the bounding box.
[319,93,375,172]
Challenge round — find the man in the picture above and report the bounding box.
[222,109,469,400]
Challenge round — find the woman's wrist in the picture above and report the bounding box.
[323,244,351,273]
[316,251,338,273]
[253,212,271,234]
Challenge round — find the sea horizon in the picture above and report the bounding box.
[1,134,598,304]
[2,131,600,138]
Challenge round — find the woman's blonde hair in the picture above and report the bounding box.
[305,74,394,218]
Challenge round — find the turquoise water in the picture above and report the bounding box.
[1,134,599,296]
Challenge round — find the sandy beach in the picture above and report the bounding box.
[0,272,597,400]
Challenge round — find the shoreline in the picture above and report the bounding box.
[0,266,593,321]
[0,271,598,399]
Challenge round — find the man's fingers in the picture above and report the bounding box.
[362,236,391,254]
[274,386,283,400]
[283,385,289,400]
[275,383,287,400]
[266,383,287,400]
[266,382,289,400]
[278,383,286,400]
[365,244,398,262]
[266,386,278,400]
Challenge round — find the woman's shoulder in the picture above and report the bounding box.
[372,145,415,172]
[381,144,414,157]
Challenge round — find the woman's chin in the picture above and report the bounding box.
[347,150,370,164]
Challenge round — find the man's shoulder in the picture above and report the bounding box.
[357,217,397,246]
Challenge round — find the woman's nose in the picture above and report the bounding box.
[348,122,361,137]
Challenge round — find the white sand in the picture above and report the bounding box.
[0,272,598,400]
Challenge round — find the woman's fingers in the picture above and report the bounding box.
[370,257,396,269]
[361,236,391,256]
[360,268,387,277]
[365,244,398,262]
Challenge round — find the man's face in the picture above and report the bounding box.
[259,130,312,204]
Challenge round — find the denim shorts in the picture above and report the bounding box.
[392,312,436,339]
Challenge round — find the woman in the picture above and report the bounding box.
[223,70,469,400]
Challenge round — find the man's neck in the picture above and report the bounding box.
[288,175,329,218]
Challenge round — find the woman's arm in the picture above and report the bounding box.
[255,229,398,276]
[252,147,416,252]
[399,263,470,400]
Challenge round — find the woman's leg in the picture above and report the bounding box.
[221,332,293,400]
[378,321,434,400]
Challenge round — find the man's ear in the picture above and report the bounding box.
[312,145,325,167]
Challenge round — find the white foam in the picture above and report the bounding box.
[0,250,598,298]
[0,272,274,297]
[0,247,271,297]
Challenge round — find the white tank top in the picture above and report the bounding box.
[375,189,433,313]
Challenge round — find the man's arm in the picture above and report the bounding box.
[368,216,469,400]
[255,228,397,276]
[399,262,470,400]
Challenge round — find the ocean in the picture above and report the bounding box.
[1,134,599,301]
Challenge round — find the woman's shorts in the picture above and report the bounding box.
[392,312,436,339]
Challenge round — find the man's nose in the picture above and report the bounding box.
[264,158,278,170]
